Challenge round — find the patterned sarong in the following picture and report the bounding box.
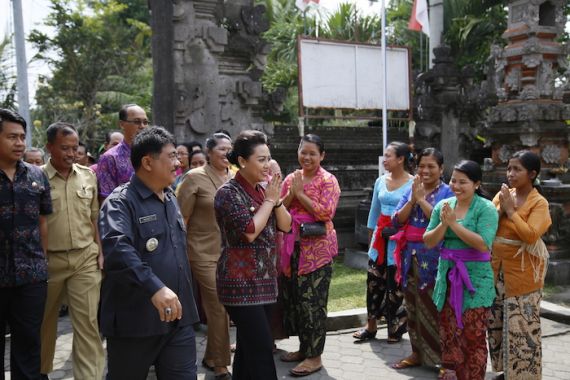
[488,270,542,380]
[404,256,441,367]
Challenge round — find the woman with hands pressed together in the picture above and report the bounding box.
[214,130,291,380]
[353,142,413,344]
[391,148,453,370]
[488,151,551,380]
[423,160,498,380]
[278,134,340,377]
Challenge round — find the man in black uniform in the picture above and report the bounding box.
[98,126,199,379]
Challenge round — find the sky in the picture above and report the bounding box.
[1,0,54,102]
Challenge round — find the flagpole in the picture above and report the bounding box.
[381,0,387,151]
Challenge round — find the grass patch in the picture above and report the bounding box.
[328,258,367,312]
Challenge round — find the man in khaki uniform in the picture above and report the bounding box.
[40,122,105,379]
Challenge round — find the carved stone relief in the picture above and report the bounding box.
[542,144,562,164]
[520,133,539,146]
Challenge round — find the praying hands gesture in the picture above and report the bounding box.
[498,183,516,217]
[291,170,304,198]
[440,202,456,227]
[265,173,282,204]
[411,175,426,204]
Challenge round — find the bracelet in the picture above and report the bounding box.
[274,201,283,209]
[263,199,276,206]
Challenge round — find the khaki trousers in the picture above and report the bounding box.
[191,260,231,367]
[41,243,104,379]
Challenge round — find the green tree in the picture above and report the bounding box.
[0,36,17,109]
[29,0,151,152]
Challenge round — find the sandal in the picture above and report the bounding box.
[391,356,421,369]
[387,336,401,344]
[352,328,377,341]
[289,363,322,377]
[201,359,214,371]
[280,351,305,362]
[438,368,457,380]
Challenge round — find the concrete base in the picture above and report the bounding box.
[326,308,368,332]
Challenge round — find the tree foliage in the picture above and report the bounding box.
[0,36,17,109]
[258,0,524,123]
[29,0,151,150]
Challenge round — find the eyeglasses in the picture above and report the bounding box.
[122,119,149,126]
[167,152,180,161]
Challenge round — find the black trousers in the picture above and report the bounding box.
[106,324,197,380]
[0,281,47,380]
[225,304,277,380]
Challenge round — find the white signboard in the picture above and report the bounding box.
[298,38,411,111]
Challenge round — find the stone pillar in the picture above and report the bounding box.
[151,0,278,144]
[149,0,175,132]
[428,0,444,68]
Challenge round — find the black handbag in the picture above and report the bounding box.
[381,226,398,239]
[299,222,327,237]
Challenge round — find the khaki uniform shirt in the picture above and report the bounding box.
[177,164,232,262]
[43,161,99,252]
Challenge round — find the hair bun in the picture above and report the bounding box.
[226,149,238,165]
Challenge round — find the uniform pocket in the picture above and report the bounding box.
[138,221,166,256]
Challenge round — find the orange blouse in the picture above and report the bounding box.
[491,188,551,297]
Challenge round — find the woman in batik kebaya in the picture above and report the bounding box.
[278,134,341,377]
[391,148,453,370]
[424,160,498,380]
[215,130,291,379]
[488,150,551,380]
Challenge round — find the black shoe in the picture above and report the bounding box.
[40,374,49,380]
[59,305,68,317]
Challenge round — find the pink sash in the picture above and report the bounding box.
[280,210,316,277]
[391,225,426,284]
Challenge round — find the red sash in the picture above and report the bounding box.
[371,214,393,265]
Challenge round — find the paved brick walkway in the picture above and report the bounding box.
[4,316,570,379]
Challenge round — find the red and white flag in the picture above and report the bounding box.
[408,0,430,37]
[296,0,320,11]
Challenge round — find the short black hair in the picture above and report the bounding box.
[118,104,140,121]
[189,149,205,160]
[178,141,203,153]
[46,122,78,144]
[24,147,45,161]
[227,130,267,165]
[300,134,325,154]
[0,108,26,133]
[131,126,175,171]
[417,147,444,167]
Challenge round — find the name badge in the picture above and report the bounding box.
[139,214,157,224]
